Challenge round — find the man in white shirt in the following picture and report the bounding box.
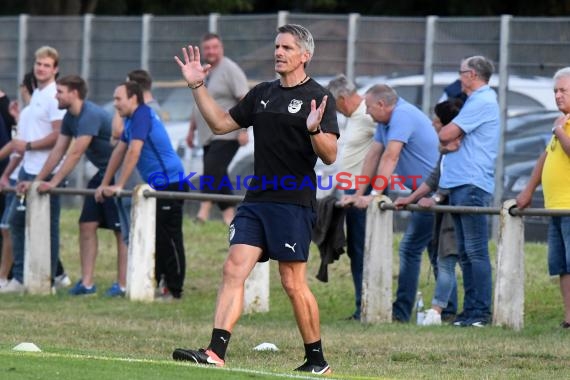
[327,74,376,320]
[0,46,66,294]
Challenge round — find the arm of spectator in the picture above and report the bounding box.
[186,114,196,148]
[110,111,124,146]
[553,115,570,157]
[25,119,62,151]
[339,141,384,207]
[394,181,433,209]
[38,135,89,193]
[439,121,463,145]
[0,154,22,192]
[237,129,249,146]
[376,140,403,187]
[515,151,546,209]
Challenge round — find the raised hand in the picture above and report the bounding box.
[174,45,212,88]
[307,95,328,133]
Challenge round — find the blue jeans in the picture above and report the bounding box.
[392,210,435,322]
[10,169,61,283]
[432,254,458,309]
[449,184,492,322]
[547,216,570,276]
[344,188,370,319]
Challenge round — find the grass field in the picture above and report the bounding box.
[1,208,570,379]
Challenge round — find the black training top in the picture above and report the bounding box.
[229,78,339,208]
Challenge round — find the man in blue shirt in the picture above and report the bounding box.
[95,81,188,299]
[343,84,442,323]
[19,75,127,297]
[439,55,500,327]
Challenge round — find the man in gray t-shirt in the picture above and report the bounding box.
[20,75,127,297]
[186,33,249,225]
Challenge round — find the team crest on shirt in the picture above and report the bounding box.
[288,99,303,113]
[228,223,235,243]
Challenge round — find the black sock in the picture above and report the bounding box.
[304,340,326,366]
[208,328,231,359]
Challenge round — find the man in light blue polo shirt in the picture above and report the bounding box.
[343,84,442,322]
[439,55,500,327]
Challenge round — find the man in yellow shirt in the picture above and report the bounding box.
[517,67,570,328]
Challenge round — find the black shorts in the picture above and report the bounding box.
[79,172,121,231]
[229,202,316,262]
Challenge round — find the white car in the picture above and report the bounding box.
[357,72,557,115]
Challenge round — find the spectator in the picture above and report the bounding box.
[0,47,67,294]
[19,75,127,296]
[394,98,464,325]
[341,84,439,323]
[186,33,249,225]
[326,74,376,320]
[439,55,500,327]
[111,69,159,247]
[516,67,570,329]
[172,24,338,374]
[95,81,188,300]
[0,83,17,288]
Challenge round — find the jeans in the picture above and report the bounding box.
[432,254,458,309]
[547,216,570,276]
[449,184,493,322]
[344,188,369,319]
[392,210,435,322]
[10,169,61,283]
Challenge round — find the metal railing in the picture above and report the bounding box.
[13,185,570,329]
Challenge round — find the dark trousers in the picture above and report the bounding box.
[155,181,188,298]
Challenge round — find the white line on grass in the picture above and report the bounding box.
[14,351,372,380]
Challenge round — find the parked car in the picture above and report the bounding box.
[357,72,557,116]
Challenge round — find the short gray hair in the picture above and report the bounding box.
[365,84,398,106]
[326,74,356,99]
[553,67,570,82]
[277,24,314,66]
[463,56,494,83]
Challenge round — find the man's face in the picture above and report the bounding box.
[274,32,309,75]
[458,63,474,93]
[335,96,349,117]
[201,37,223,66]
[34,56,58,84]
[113,85,136,117]
[554,76,570,114]
[364,93,387,123]
[55,84,73,110]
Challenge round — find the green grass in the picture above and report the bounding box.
[0,208,569,379]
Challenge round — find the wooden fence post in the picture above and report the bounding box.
[243,261,270,314]
[361,195,393,323]
[24,183,52,295]
[127,184,156,302]
[493,199,525,330]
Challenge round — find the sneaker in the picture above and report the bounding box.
[470,320,488,328]
[0,278,8,288]
[69,280,97,296]
[54,273,72,289]
[560,321,570,329]
[294,360,332,375]
[422,309,442,326]
[172,348,225,366]
[105,282,126,297]
[0,279,24,294]
[452,312,469,327]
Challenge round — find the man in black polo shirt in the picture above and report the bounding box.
[173,24,339,375]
